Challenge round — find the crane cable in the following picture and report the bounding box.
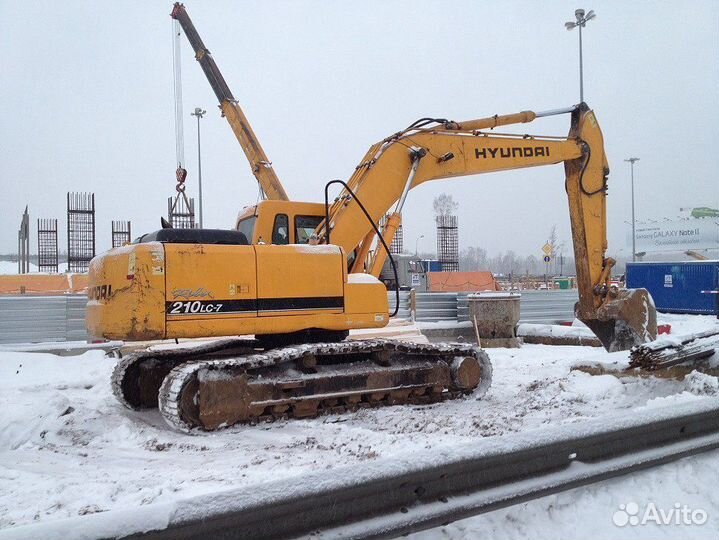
[172,18,185,169]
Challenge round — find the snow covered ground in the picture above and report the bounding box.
[0,261,35,274]
[0,260,69,274]
[0,314,718,538]
[410,448,719,540]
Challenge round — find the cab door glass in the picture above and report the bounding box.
[237,216,257,244]
[272,214,289,245]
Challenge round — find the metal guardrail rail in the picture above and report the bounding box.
[5,401,717,540]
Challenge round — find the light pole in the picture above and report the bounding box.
[565,8,596,103]
[191,107,206,228]
[625,157,640,262]
[415,234,424,256]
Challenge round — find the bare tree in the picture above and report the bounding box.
[459,246,488,271]
[524,254,539,275]
[547,225,558,254]
[433,193,458,216]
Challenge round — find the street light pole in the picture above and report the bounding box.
[191,107,206,228]
[578,18,583,102]
[625,157,640,262]
[415,234,424,256]
[565,9,596,103]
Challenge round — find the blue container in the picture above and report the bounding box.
[626,261,719,315]
[421,259,443,272]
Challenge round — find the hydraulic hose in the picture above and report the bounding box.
[324,180,400,318]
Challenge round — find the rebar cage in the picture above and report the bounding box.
[67,192,96,273]
[37,218,59,273]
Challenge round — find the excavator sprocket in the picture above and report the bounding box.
[113,339,492,432]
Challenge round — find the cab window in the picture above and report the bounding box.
[294,215,323,244]
[272,214,289,245]
[237,216,257,244]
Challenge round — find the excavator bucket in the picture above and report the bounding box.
[579,288,657,352]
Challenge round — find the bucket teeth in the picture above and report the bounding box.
[580,288,657,352]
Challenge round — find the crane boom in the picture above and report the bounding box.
[171,3,289,201]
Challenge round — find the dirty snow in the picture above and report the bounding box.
[0,313,718,538]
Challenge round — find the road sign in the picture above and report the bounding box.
[543,255,551,263]
[411,273,420,287]
[542,243,553,256]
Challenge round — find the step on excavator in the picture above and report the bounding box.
[86,3,657,432]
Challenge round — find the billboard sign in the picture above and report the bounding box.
[628,219,719,253]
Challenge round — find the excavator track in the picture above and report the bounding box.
[153,340,492,432]
[111,338,261,410]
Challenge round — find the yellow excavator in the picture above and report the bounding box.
[86,4,656,432]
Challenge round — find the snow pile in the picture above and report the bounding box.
[517,322,597,339]
[683,371,719,396]
[658,313,719,336]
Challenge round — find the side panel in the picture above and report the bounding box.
[86,243,166,340]
[344,274,388,329]
[254,244,345,317]
[626,261,719,315]
[164,244,258,338]
[89,241,390,341]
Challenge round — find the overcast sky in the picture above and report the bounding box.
[2,0,717,259]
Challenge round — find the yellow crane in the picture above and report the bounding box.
[85,5,657,432]
[171,3,288,201]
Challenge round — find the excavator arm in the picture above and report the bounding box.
[319,104,656,351]
[171,3,289,201]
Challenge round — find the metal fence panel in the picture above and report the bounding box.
[387,291,411,319]
[391,290,578,324]
[66,295,90,342]
[414,292,457,321]
[0,295,88,345]
[516,290,577,324]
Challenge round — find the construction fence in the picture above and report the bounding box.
[0,290,578,345]
[389,289,577,324]
[0,296,88,344]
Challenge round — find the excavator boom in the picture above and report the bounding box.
[171,3,289,201]
[317,104,657,351]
